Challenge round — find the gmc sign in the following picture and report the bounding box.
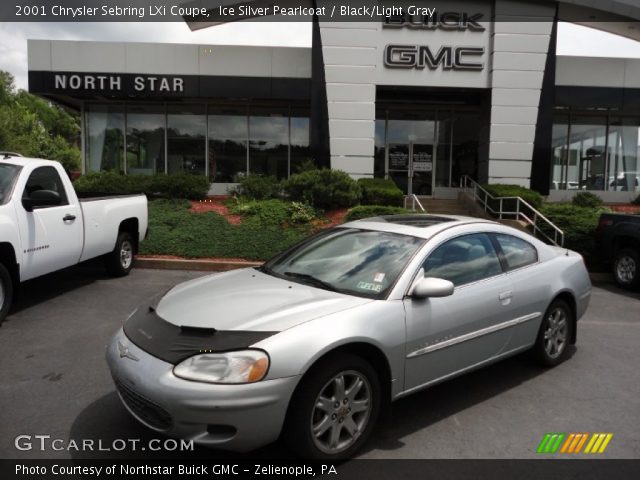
[384,45,484,71]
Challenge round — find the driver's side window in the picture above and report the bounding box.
[22,166,68,206]
[422,233,503,287]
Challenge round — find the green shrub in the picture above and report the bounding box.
[232,175,282,200]
[73,172,209,199]
[538,203,605,257]
[572,191,603,209]
[284,169,361,209]
[482,184,544,209]
[345,205,411,222]
[228,199,318,226]
[358,178,404,206]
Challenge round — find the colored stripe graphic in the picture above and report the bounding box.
[539,433,613,454]
[537,433,565,453]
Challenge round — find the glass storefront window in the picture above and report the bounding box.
[374,118,386,178]
[450,114,480,186]
[436,114,452,187]
[167,106,206,176]
[208,106,248,183]
[290,109,311,175]
[126,105,165,175]
[249,108,289,179]
[85,104,124,173]
[549,114,640,192]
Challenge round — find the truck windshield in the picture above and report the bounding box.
[0,164,22,205]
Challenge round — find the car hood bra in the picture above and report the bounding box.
[123,268,372,364]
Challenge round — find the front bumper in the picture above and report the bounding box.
[106,328,300,452]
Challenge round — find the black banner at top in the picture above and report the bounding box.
[1,0,640,23]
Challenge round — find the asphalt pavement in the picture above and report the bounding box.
[0,263,638,460]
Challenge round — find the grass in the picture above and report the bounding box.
[139,199,314,261]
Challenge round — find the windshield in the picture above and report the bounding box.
[263,228,425,299]
[0,164,22,205]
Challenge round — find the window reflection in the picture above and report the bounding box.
[126,105,165,175]
[208,107,248,183]
[86,104,124,173]
[249,109,289,179]
[167,106,206,176]
[550,114,640,192]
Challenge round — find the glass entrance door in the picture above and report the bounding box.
[386,117,436,196]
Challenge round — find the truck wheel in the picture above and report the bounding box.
[0,263,14,326]
[105,232,135,277]
[613,247,639,290]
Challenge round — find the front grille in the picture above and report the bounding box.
[114,378,173,430]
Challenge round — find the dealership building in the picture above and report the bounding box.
[26,0,640,201]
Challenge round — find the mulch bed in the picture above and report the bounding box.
[608,204,640,214]
[189,198,242,224]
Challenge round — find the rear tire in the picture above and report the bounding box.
[284,353,381,460]
[533,299,573,367]
[0,263,14,326]
[612,247,639,290]
[105,232,135,277]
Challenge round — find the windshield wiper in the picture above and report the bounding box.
[283,271,337,292]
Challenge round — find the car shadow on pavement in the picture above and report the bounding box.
[69,351,571,460]
[591,281,640,300]
[362,351,571,454]
[8,259,108,316]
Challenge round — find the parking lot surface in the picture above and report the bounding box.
[1,264,638,459]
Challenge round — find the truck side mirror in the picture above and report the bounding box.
[23,190,62,212]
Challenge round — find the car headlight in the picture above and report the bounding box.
[173,350,269,384]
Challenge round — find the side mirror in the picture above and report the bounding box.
[411,277,455,299]
[23,189,62,212]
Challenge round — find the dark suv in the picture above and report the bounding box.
[596,213,640,289]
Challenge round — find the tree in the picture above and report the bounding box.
[0,70,80,171]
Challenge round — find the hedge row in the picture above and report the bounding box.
[233,170,405,209]
[73,172,210,200]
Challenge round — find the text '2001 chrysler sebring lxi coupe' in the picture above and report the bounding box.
[107,215,591,460]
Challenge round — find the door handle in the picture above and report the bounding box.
[63,214,76,222]
[498,291,513,301]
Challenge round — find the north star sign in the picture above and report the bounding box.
[53,74,185,93]
[383,12,486,71]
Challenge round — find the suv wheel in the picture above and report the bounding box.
[613,247,639,290]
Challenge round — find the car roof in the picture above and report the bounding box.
[342,214,498,239]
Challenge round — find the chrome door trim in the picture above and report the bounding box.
[406,311,541,358]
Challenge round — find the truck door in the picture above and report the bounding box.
[16,166,83,281]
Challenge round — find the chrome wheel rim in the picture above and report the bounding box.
[310,370,372,455]
[120,240,133,269]
[616,256,636,284]
[544,307,568,359]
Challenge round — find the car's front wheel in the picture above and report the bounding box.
[613,247,639,290]
[284,353,381,460]
[533,299,573,367]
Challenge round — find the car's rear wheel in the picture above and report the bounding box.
[0,263,13,326]
[284,353,381,460]
[613,247,639,290]
[105,232,135,277]
[533,299,573,367]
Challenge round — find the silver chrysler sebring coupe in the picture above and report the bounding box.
[107,215,591,459]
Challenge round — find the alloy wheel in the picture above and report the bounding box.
[616,255,636,284]
[120,240,133,269]
[544,307,568,359]
[310,370,372,455]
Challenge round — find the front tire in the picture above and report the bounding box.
[0,263,14,326]
[105,232,135,277]
[284,353,381,460]
[533,299,573,367]
[613,247,639,290]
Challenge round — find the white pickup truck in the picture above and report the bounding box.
[0,154,148,324]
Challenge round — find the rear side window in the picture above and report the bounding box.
[22,166,68,206]
[493,234,538,271]
[422,233,503,287]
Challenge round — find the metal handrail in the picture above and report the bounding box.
[459,175,564,247]
[404,194,426,212]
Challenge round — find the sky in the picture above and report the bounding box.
[1,21,640,90]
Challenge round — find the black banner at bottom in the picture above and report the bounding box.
[3,459,640,480]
